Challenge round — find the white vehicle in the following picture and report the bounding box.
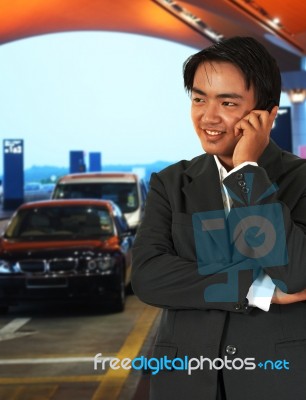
[52,172,147,232]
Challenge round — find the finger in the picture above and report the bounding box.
[251,106,278,123]
[234,114,257,135]
[246,107,278,133]
[247,112,262,129]
[234,119,244,137]
[234,128,243,138]
[247,110,270,124]
[262,106,278,132]
[269,106,278,122]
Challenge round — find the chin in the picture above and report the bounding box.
[201,143,226,155]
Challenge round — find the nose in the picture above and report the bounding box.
[201,103,221,124]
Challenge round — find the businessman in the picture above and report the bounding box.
[132,37,306,399]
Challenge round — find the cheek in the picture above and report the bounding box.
[192,119,202,138]
[190,107,196,119]
[223,115,241,133]
[191,108,201,126]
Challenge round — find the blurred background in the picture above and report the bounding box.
[1,2,306,400]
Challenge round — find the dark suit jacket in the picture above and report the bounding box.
[132,141,306,400]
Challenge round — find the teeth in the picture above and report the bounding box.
[205,130,223,136]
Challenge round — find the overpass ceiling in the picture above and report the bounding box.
[0,0,305,72]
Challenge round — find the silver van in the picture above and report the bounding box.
[52,172,147,232]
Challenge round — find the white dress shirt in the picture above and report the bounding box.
[214,156,275,311]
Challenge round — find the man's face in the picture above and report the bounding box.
[191,61,256,168]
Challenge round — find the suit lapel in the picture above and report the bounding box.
[183,154,231,265]
[182,153,224,213]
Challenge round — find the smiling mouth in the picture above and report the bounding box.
[205,129,225,136]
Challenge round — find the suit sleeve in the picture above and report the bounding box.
[223,164,306,294]
[131,172,257,313]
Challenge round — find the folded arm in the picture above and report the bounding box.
[132,172,255,313]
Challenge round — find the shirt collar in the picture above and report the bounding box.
[213,155,228,182]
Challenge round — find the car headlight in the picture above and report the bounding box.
[96,254,116,271]
[87,255,116,272]
[87,259,98,271]
[0,260,13,274]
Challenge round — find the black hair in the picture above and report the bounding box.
[183,36,281,109]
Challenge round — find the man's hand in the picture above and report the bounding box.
[232,106,278,168]
[272,287,306,305]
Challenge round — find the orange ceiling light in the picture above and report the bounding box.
[255,0,306,34]
[153,0,223,42]
[224,0,305,53]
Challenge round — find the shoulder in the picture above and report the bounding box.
[262,140,306,180]
[283,150,306,165]
[281,149,306,176]
[147,154,208,205]
[156,153,206,180]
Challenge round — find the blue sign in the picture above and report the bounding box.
[3,139,24,210]
[89,152,102,172]
[69,151,86,173]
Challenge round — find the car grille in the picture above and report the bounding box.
[18,259,78,273]
[19,260,45,273]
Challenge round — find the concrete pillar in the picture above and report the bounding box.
[281,68,306,156]
[290,101,306,155]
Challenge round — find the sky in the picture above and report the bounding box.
[0,31,291,174]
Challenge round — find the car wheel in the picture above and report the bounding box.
[112,267,126,313]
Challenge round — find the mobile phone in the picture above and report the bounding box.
[265,101,275,113]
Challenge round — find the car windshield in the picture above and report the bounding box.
[53,182,138,213]
[4,205,114,240]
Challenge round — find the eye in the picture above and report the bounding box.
[222,101,236,107]
[192,97,205,104]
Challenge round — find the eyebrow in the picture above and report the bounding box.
[191,87,243,100]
